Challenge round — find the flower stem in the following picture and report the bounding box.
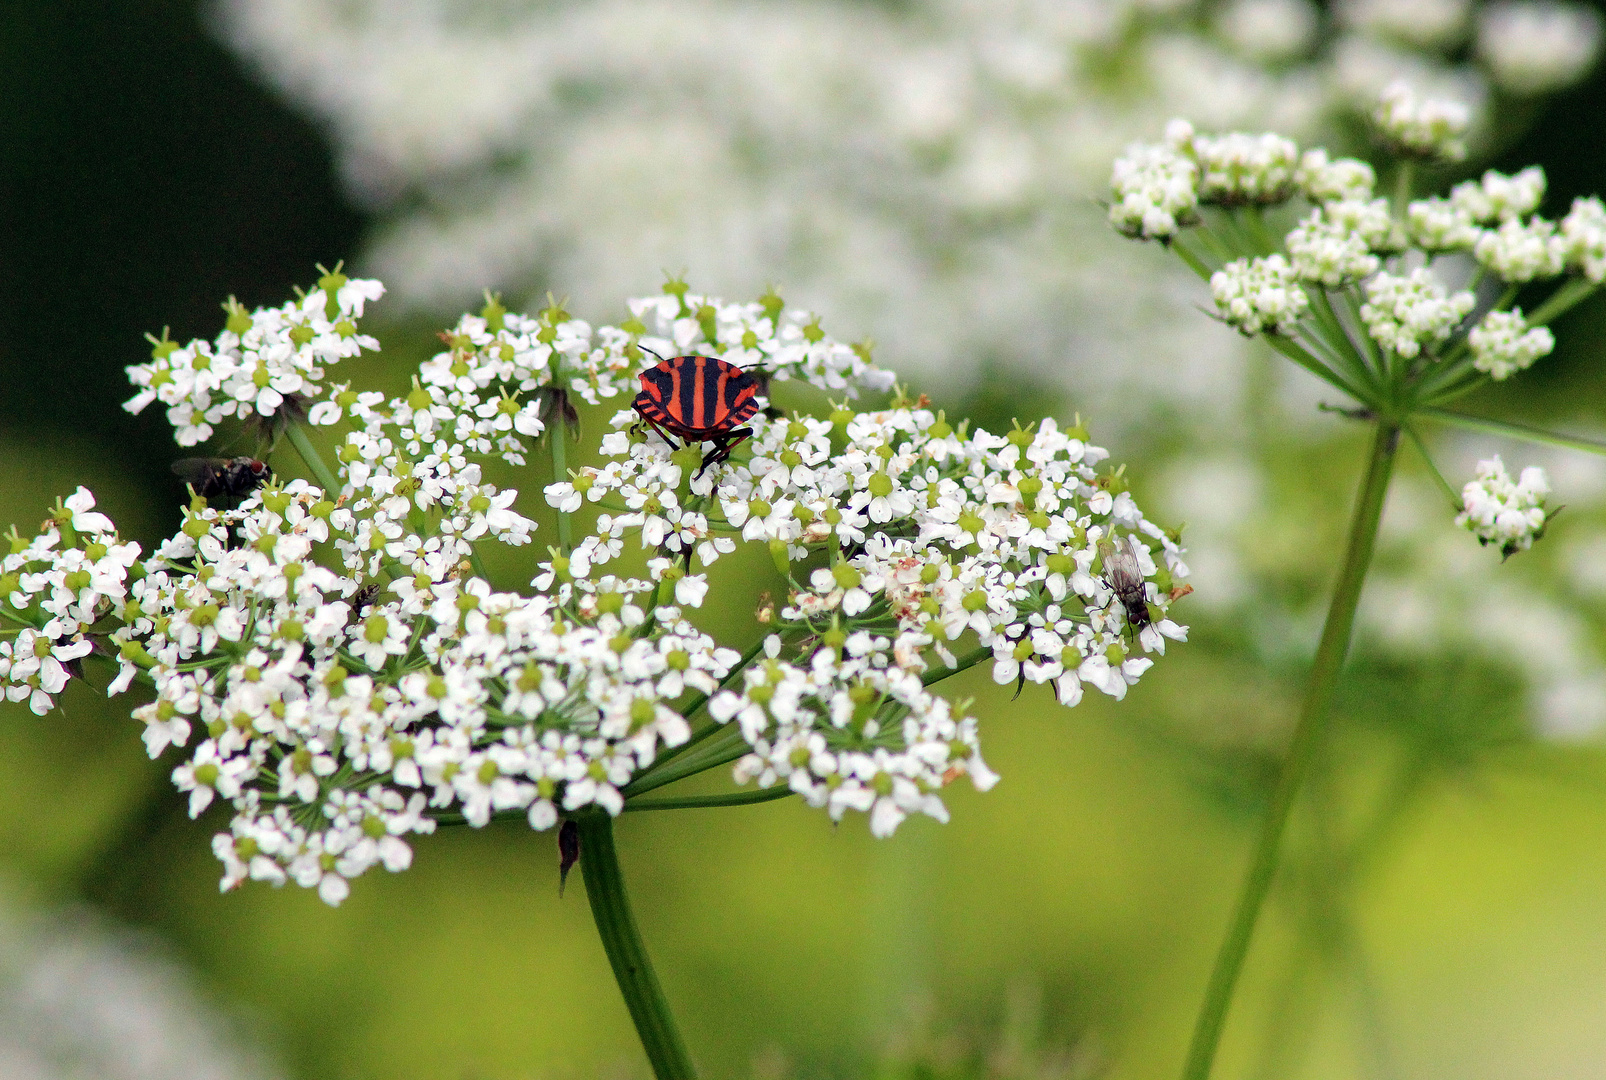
[283,423,343,495]
[1180,418,1400,1080]
[921,645,991,686]
[624,787,795,812]
[552,424,573,554]
[575,809,697,1080]
[1419,406,1606,456]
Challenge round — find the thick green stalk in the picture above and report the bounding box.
[1180,419,1400,1080]
[575,810,697,1080]
[284,423,343,494]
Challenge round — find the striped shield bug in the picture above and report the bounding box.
[631,347,762,478]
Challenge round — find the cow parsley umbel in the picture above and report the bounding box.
[5,271,1187,1080]
[1109,82,1606,1080]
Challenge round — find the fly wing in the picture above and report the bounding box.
[1102,535,1146,593]
[171,458,228,497]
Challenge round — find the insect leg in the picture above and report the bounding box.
[639,415,683,451]
[695,427,752,478]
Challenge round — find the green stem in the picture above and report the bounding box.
[1180,418,1400,1080]
[625,787,795,812]
[622,727,748,798]
[552,425,573,553]
[1525,277,1597,326]
[629,637,770,786]
[1403,425,1462,511]
[1170,238,1214,281]
[574,810,697,1080]
[921,645,991,686]
[1418,407,1606,457]
[1262,335,1371,403]
[283,423,343,495]
[1392,162,1413,222]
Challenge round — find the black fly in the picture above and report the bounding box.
[1099,535,1152,633]
[172,457,271,509]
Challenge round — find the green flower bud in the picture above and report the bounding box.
[832,563,862,589]
[768,537,790,575]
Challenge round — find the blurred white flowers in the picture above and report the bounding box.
[0,900,281,1080]
[212,0,1599,417]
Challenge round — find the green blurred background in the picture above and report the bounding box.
[9,2,1606,1079]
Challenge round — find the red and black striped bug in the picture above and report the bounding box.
[631,347,762,478]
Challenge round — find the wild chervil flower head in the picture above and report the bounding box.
[124,267,383,446]
[1108,80,1606,569]
[2,273,1189,905]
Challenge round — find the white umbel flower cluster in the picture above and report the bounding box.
[1456,455,1551,556]
[1372,80,1471,160]
[3,276,1189,904]
[1474,217,1568,281]
[1190,130,1302,206]
[1358,269,1476,359]
[1211,255,1310,334]
[1286,198,1395,284]
[1452,166,1547,223]
[1295,149,1377,204]
[1468,308,1556,378]
[1560,196,1606,282]
[0,489,138,715]
[1108,125,1200,241]
[123,270,384,446]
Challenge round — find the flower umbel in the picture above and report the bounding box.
[6,277,1189,907]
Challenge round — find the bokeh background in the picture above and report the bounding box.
[9,1,1606,1078]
